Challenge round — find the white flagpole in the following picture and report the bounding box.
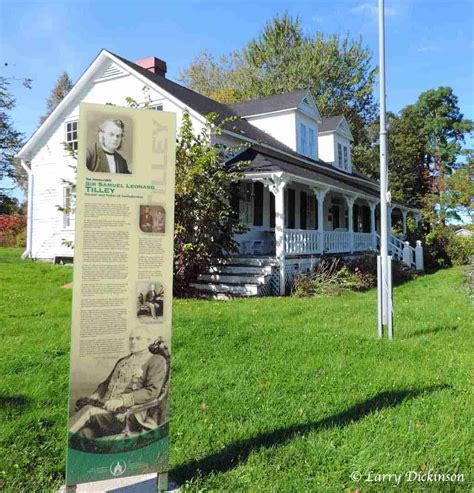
[378,0,393,338]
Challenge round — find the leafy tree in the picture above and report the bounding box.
[412,87,473,225]
[174,111,246,295]
[445,152,474,220]
[0,76,31,198]
[179,14,378,145]
[0,195,24,215]
[178,51,245,104]
[387,107,430,207]
[39,71,73,124]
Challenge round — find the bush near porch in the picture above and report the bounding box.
[0,248,472,492]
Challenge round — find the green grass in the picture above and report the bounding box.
[0,248,472,492]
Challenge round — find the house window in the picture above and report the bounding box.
[253,181,263,226]
[65,121,78,152]
[239,182,253,224]
[300,123,307,156]
[63,186,74,228]
[343,146,349,170]
[149,103,163,111]
[300,191,307,229]
[337,143,342,168]
[308,128,315,158]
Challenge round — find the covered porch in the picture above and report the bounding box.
[233,172,422,294]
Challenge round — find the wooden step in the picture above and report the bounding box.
[197,273,268,284]
[190,282,260,296]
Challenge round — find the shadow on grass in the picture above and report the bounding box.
[0,395,30,414]
[171,385,450,483]
[406,325,459,338]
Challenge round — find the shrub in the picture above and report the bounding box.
[293,253,417,298]
[293,258,359,297]
[446,234,474,265]
[0,215,26,247]
[173,112,246,296]
[15,230,26,248]
[422,225,452,269]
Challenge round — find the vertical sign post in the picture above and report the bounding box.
[378,0,394,339]
[66,103,175,489]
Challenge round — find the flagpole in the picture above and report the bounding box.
[378,0,393,339]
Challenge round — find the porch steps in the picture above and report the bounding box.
[191,256,277,299]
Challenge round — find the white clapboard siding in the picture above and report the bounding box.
[29,63,205,260]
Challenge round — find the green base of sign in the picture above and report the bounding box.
[66,426,169,485]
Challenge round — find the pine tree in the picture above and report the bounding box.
[39,71,73,124]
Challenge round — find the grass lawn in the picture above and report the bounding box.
[0,248,472,492]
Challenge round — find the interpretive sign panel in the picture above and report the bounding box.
[66,103,176,485]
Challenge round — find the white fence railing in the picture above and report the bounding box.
[284,230,321,254]
[284,230,377,255]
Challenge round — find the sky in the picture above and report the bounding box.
[1,0,473,202]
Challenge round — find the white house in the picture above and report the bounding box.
[17,50,423,297]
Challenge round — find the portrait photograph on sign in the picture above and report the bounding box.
[69,327,170,441]
[137,281,164,321]
[85,112,133,174]
[139,204,166,233]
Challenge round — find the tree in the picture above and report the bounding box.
[0,76,31,198]
[0,195,24,215]
[445,152,474,221]
[412,87,473,224]
[387,107,430,207]
[39,71,73,124]
[173,111,246,295]
[179,14,378,145]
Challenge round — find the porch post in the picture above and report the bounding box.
[402,210,408,237]
[312,187,328,254]
[270,178,287,295]
[345,195,356,252]
[414,212,421,229]
[387,206,392,236]
[369,201,378,249]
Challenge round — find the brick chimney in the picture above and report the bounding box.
[134,57,167,77]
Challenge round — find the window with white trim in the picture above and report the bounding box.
[343,146,349,170]
[300,123,307,156]
[65,121,78,152]
[337,143,343,168]
[149,103,163,111]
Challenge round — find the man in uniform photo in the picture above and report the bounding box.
[86,118,131,174]
[69,328,168,438]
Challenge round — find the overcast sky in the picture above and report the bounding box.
[1,0,473,200]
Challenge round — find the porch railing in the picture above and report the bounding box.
[284,230,321,255]
[284,230,377,255]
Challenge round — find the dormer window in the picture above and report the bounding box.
[337,143,342,168]
[343,146,348,170]
[300,123,307,155]
[308,128,315,159]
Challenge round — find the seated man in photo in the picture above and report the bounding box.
[69,329,168,439]
[140,206,154,232]
[145,283,163,319]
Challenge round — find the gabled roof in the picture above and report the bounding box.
[228,89,308,117]
[19,50,400,200]
[112,52,299,152]
[319,115,353,141]
[319,115,345,133]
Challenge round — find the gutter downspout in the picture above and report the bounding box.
[20,159,33,259]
